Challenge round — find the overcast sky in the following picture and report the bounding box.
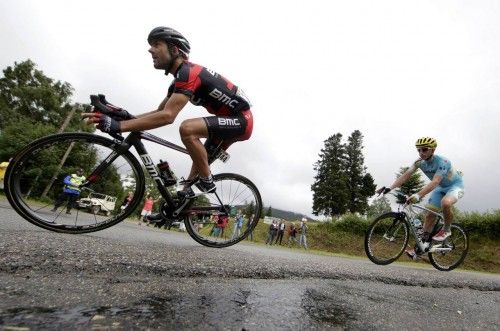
[1,0,499,217]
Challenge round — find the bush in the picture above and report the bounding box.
[456,210,500,241]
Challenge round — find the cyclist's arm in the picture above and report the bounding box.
[416,174,442,197]
[120,93,189,132]
[134,95,170,118]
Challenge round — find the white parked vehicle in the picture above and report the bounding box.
[77,192,117,216]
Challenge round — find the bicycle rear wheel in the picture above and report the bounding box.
[428,224,469,271]
[365,212,409,265]
[183,173,262,248]
[5,133,145,234]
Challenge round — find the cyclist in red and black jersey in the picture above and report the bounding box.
[84,27,253,197]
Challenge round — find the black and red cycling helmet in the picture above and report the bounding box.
[147,26,190,56]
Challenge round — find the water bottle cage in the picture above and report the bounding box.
[157,162,176,186]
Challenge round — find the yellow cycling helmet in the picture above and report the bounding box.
[415,137,437,148]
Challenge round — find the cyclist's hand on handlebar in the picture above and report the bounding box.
[84,112,122,134]
[88,94,135,121]
[93,104,135,121]
[99,96,135,121]
[376,186,391,196]
[406,193,421,204]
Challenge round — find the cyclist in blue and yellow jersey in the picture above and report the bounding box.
[377,137,464,257]
[83,27,253,198]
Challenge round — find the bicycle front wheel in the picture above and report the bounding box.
[5,133,145,234]
[365,212,410,265]
[428,224,469,271]
[183,173,262,248]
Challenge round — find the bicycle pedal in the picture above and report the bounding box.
[427,244,442,253]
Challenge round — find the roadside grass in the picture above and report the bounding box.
[249,220,500,273]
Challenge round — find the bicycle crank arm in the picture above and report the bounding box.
[428,245,452,253]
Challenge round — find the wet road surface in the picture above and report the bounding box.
[1,200,499,330]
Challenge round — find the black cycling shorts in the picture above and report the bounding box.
[203,110,253,142]
[203,110,253,163]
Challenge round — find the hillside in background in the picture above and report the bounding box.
[265,207,315,221]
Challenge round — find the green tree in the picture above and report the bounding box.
[366,196,392,219]
[266,206,272,217]
[0,120,56,160]
[1,60,71,127]
[244,201,256,217]
[311,133,349,217]
[344,130,376,214]
[0,60,124,204]
[395,166,425,199]
[0,60,92,160]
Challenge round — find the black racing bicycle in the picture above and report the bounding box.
[364,192,469,271]
[4,95,262,248]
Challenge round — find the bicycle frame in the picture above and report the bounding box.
[397,202,450,253]
[84,131,192,217]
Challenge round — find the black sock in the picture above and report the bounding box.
[200,175,213,183]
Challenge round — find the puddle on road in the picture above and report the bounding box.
[1,281,357,329]
[302,288,355,328]
[0,296,185,329]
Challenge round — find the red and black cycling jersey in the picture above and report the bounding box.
[167,61,251,115]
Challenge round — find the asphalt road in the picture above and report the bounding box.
[1,199,499,330]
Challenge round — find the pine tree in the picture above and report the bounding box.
[344,130,376,214]
[366,195,392,219]
[395,166,425,200]
[244,201,256,217]
[266,206,272,217]
[311,133,349,217]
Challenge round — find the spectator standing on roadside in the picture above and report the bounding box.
[219,215,229,238]
[209,215,219,236]
[232,209,244,239]
[299,218,308,250]
[287,223,298,247]
[138,194,157,225]
[120,191,134,211]
[0,158,11,190]
[266,220,278,245]
[246,214,255,241]
[275,220,286,245]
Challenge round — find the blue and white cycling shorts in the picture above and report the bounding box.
[426,184,465,211]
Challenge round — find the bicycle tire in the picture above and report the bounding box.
[428,223,469,271]
[365,212,410,265]
[5,132,145,234]
[183,173,262,248]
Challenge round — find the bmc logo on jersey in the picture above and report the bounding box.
[209,88,239,108]
[218,118,240,126]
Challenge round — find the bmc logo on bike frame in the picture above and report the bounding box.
[209,88,239,108]
[140,154,162,184]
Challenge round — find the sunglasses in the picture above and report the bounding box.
[417,147,430,153]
